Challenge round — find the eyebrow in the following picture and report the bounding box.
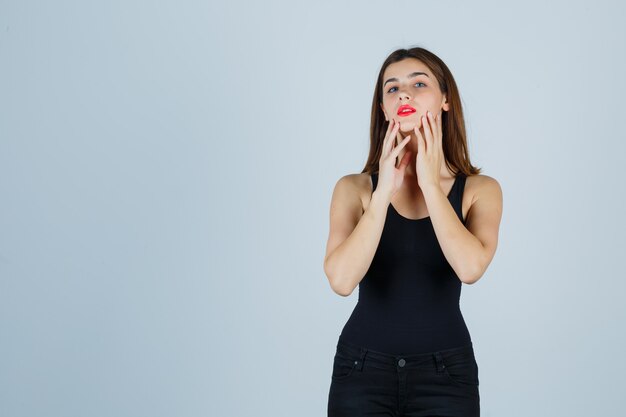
[383,71,430,87]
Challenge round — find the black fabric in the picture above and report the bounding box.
[327,338,480,416]
[338,172,472,355]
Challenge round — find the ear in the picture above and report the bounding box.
[380,102,388,121]
[441,95,450,112]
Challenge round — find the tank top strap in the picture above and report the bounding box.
[371,172,378,193]
[450,174,467,223]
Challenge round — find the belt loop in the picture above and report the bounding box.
[357,347,368,371]
[433,352,445,373]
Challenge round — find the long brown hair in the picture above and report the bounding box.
[361,47,482,177]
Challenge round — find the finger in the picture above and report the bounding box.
[422,113,433,150]
[382,119,395,157]
[415,124,425,155]
[396,128,404,147]
[428,110,439,148]
[429,111,438,143]
[390,134,411,159]
[381,119,393,156]
[436,111,442,147]
[397,149,412,173]
[395,127,409,158]
[383,120,400,157]
[383,119,394,147]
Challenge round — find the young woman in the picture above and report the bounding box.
[323,47,503,417]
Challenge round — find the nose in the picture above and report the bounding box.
[397,88,412,101]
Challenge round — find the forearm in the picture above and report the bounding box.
[422,184,484,283]
[325,190,390,296]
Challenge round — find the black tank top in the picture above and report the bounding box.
[338,171,472,355]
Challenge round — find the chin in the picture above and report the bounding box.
[398,120,417,131]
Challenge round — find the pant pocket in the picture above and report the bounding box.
[442,351,479,387]
[331,353,358,381]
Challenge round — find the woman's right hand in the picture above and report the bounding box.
[376,119,413,201]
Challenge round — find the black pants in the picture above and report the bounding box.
[327,338,480,417]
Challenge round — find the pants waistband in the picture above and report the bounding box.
[336,337,475,371]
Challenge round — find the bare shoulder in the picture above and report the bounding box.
[465,174,502,205]
[464,174,503,228]
[334,172,373,214]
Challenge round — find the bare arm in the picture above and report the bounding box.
[323,175,390,296]
[324,119,412,296]
[422,175,503,284]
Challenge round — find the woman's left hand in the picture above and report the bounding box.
[414,110,443,191]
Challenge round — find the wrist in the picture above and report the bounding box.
[371,189,392,207]
[420,183,443,197]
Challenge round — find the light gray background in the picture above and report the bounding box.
[1,0,625,416]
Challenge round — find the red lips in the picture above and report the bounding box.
[397,104,416,116]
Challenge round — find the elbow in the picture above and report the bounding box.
[458,244,491,284]
[324,262,353,297]
[326,274,354,297]
[460,273,480,285]
[460,261,485,285]
[332,282,353,297]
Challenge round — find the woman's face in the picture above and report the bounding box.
[379,58,449,133]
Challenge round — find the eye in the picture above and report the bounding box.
[386,82,426,94]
